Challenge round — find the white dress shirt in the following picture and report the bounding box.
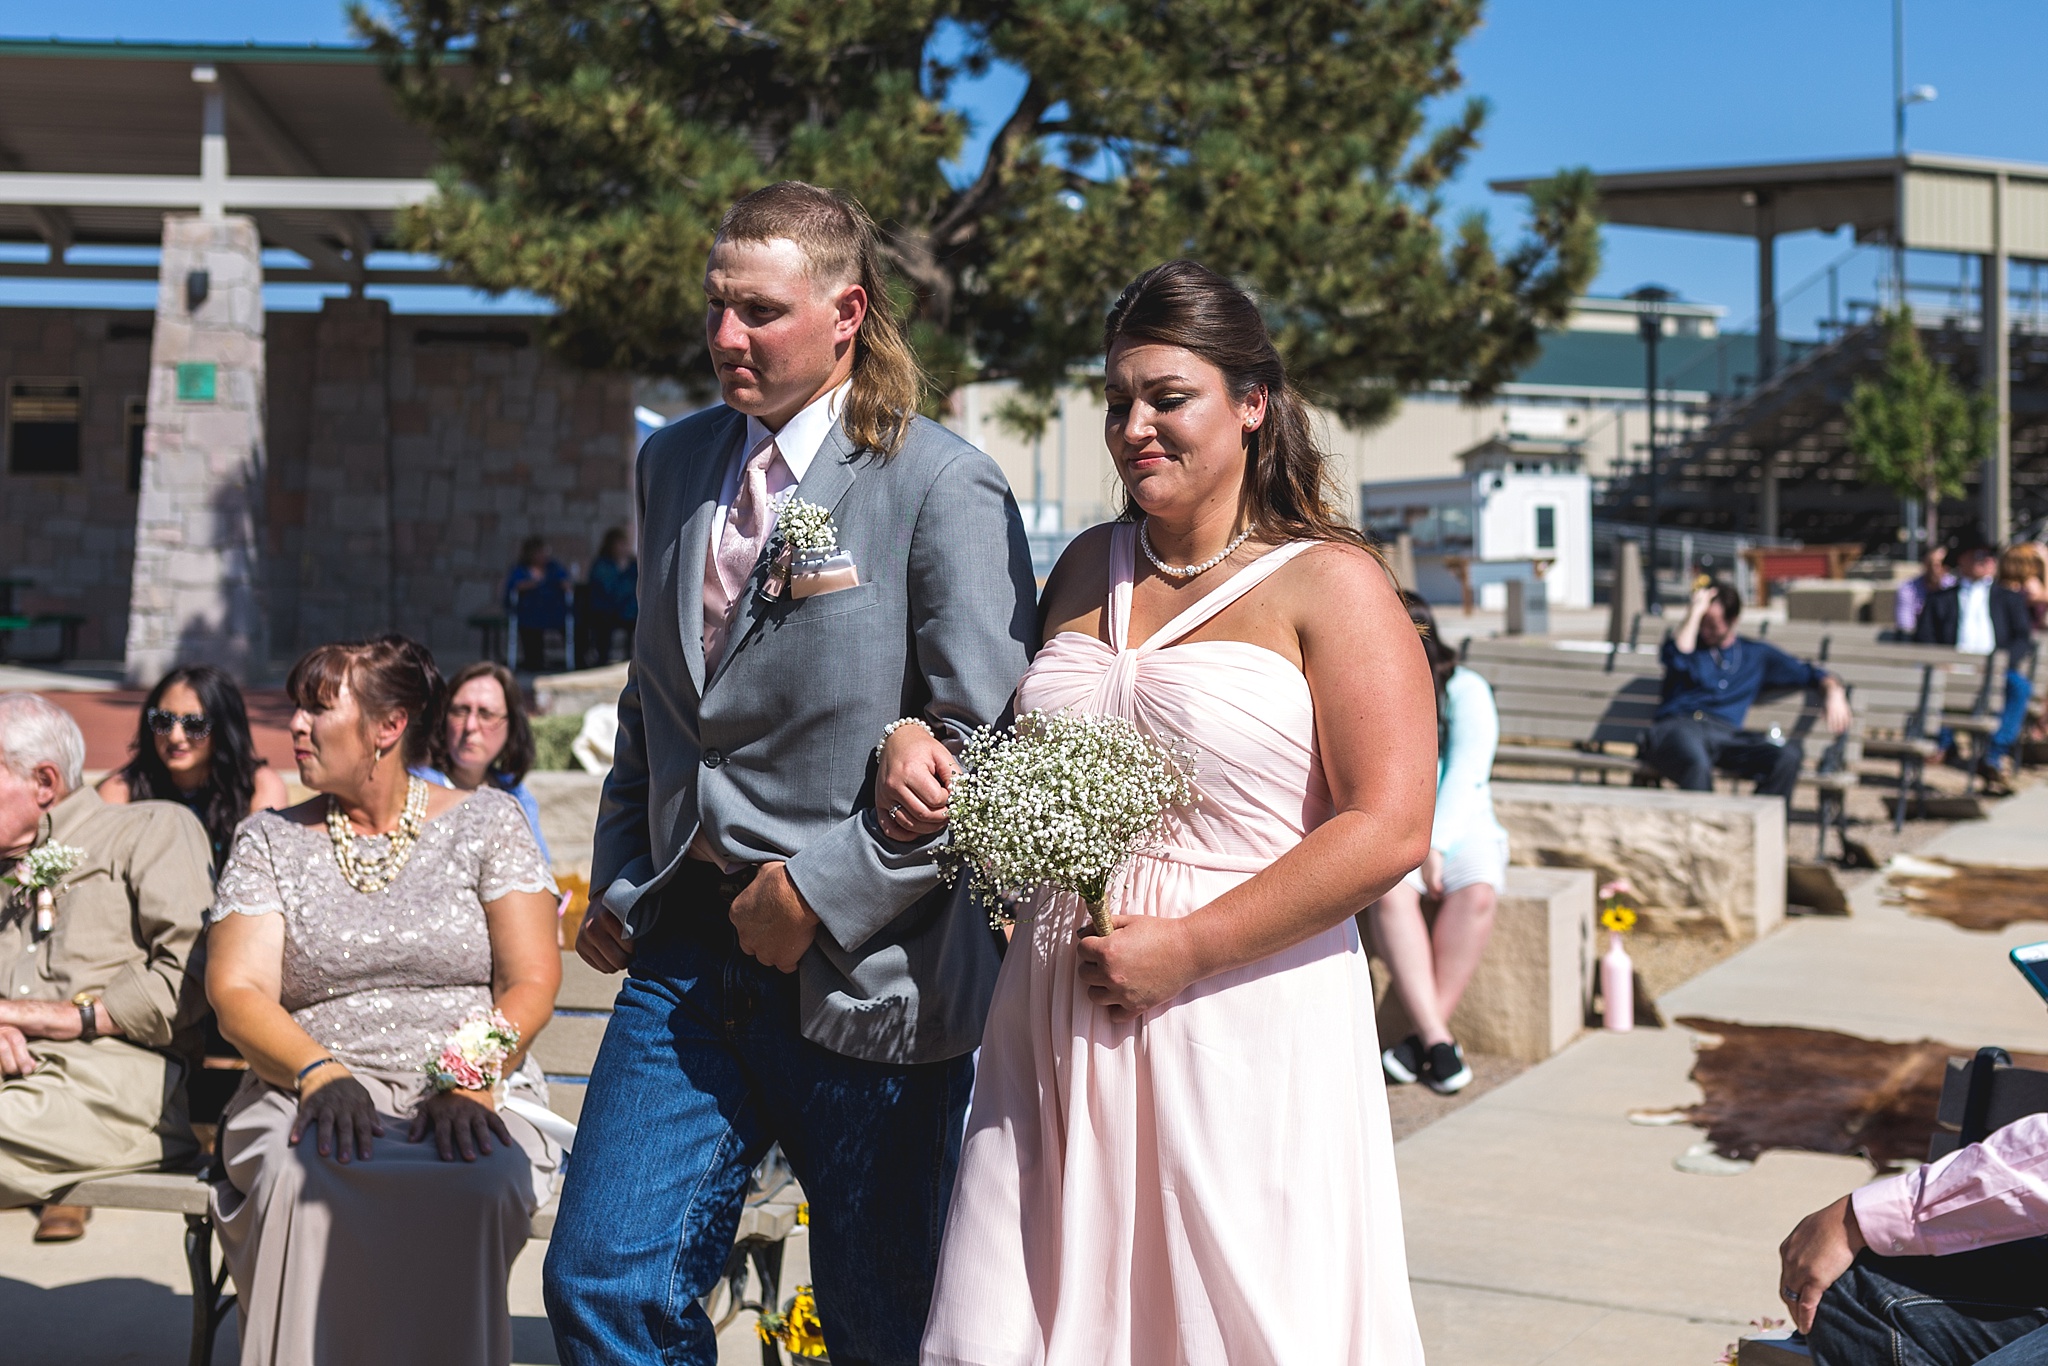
[1957,577,1997,656]
[706,380,850,560]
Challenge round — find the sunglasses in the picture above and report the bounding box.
[146,709,213,739]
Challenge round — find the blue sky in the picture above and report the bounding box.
[4,0,2043,334]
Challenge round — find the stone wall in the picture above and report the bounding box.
[1492,781,1787,940]
[0,311,152,659]
[1,296,634,667]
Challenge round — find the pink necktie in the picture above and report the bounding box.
[702,437,778,671]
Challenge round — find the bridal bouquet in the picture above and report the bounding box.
[941,709,1195,936]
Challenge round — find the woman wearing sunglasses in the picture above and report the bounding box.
[99,665,290,875]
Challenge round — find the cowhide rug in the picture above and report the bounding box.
[1654,1017,2048,1171]
[1883,856,2048,933]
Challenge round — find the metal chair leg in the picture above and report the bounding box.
[184,1212,232,1366]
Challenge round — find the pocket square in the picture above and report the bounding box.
[790,552,861,599]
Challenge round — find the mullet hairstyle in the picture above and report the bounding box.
[1104,260,1374,553]
[285,634,446,769]
[716,181,926,456]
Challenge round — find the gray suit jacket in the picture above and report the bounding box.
[592,403,1037,1063]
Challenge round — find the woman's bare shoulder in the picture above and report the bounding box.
[251,765,291,813]
[1039,522,1122,630]
[94,772,133,804]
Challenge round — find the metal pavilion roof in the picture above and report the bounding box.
[0,39,445,280]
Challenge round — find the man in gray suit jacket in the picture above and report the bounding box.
[543,183,1036,1366]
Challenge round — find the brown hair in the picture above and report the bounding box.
[432,661,535,786]
[1999,542,2046,588]
[716,181,925,456]
[1400,591,1459,714]
[1104,260,1372,551]
[285,634,446,767]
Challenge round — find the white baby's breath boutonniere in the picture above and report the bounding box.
[5,842,84,937]
[766,495,861,601]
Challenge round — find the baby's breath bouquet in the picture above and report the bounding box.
[942,709,1195,936]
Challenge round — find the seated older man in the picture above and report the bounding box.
[0,693,213,1241]
[1644,581,1853,801]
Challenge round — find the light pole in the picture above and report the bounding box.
[1629,285,1675,610]
[1891,0,1935,306]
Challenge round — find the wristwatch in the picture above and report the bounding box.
[71,992,98,1043]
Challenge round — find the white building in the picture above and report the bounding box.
[1361,437,1594,609]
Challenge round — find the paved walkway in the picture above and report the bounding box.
[1397,784,2048,1365]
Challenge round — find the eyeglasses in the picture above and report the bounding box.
[446,706,508,728]
[146,709,212,739]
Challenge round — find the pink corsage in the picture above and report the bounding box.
[423,1009,520,1093]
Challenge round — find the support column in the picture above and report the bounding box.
[1756,193,1778,383]
[292,297,392,649]
[1760,456,1780,539]
[124,215,267,687]
[1982,173,2011,542]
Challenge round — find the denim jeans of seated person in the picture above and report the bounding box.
[542,904,973,1366]
[1808,1242,2048,1366]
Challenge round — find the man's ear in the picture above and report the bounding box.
[832,283,869,346]
[32,761,65,810]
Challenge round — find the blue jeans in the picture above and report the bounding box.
[542,899,973,1366]
[1810,1244,2048,1365]
[1990,669,2034,767]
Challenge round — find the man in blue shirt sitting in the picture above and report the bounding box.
[1645,582,1853,799]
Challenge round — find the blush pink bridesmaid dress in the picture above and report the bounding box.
[922,525,1425,1366]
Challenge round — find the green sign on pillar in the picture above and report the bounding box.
[175,362,217,403]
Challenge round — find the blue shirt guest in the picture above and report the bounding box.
[1644,581,1853,800]
[1913,542,2035,794]
[416,661,552,866]
[504,537,571,672]
[579,528,638,668]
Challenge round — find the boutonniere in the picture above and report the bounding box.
[5,842,84,937]
[763,496,861,601]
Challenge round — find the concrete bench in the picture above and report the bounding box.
[1372,866,1597,1062]
[62,949,805,1366]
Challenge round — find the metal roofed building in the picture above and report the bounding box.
[1494,153,2048,549]
[0,40,635,681]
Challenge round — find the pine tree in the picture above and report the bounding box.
[355,1,1600,422]
[1846,310,1988,549]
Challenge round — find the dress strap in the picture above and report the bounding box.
[1134,537,1320,653]
[1107,523,1138,652]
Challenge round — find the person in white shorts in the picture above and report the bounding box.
[1363,592,1508,1095]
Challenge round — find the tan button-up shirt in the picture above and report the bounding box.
[1,787,214,1049]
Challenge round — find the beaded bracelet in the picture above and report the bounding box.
[873,716,937,762]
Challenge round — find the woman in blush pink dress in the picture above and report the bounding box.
[875,261,1438,1365]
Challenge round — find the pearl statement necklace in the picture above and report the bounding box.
[327,775,429,894]
[1139,518,1256,580]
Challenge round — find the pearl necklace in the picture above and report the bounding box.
[327,776,429,895]
[1139,519,1257,580]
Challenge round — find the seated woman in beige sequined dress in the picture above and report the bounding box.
[205,636,563,1366]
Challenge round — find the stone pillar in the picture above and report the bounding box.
[125,215,267,686]
[291,297,392,650]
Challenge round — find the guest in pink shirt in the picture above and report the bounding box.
[1779,1111,2048,1364]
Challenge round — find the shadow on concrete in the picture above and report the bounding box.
[513,1314,562,1363]
[0,1274,237,1363]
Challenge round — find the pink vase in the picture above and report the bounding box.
[1601,931,1634,1033]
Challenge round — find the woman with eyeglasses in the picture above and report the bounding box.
[414,661,551,865]
[98,665,290,875]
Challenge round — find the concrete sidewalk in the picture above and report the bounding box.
[1397,785,2048,1365]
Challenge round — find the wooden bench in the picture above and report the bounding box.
[62,950,806,1366]
[1473,636,1949,819]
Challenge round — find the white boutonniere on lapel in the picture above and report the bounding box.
[763,495,861,601]
[5,842,84,937]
